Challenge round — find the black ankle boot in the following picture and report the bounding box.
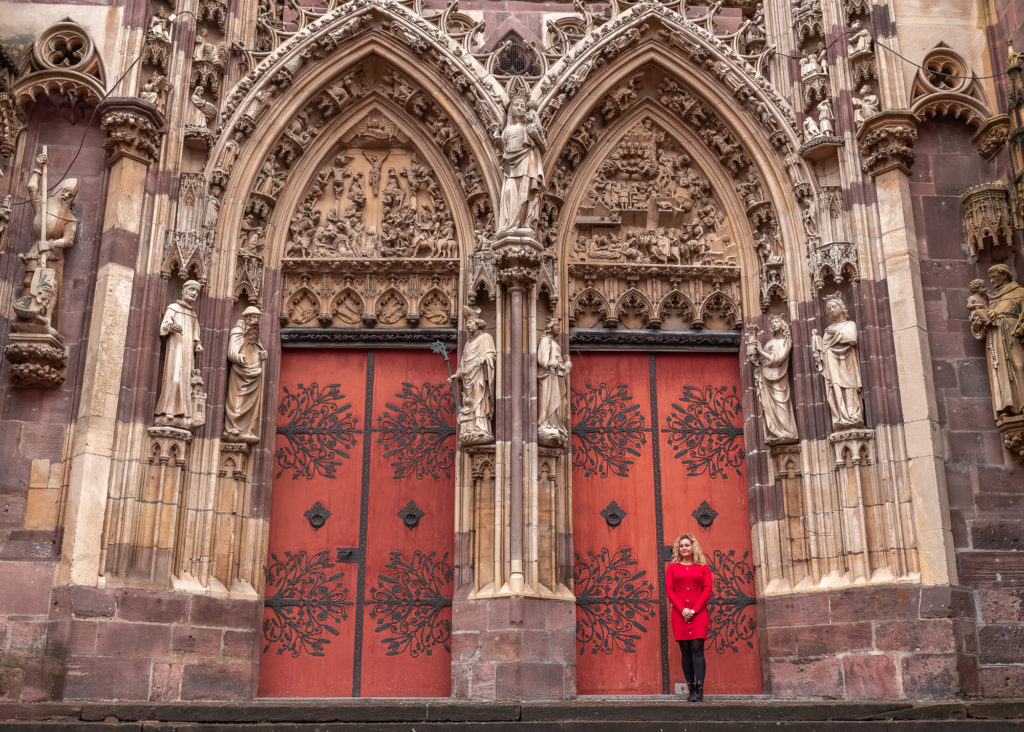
[694,681,704,702]
[686,682,697,702]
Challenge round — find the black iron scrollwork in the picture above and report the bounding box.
[600,500,627,527]
[705,548,757,654]
[662,385,744,479]
[275,383,361,480]
[304,501,331,530]
[376,382,457,480]
[263,549,353,657]
[571,383,648,478]
[575,547,657,655]
[691,500,718,528]
[368,550,454,657]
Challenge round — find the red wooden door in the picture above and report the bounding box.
[260,348,456,697]
[571,351,762,695]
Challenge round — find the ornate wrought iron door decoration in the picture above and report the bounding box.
[662,385,744,479]
[304,501,331,530]
[397,500,425,528]
[276,383,361,479]
[376,382,456,480]
[571,383,648,478]
[600,500,627,527]
[574,547,657,655]
[368,550,453,657]
[704,548,756,654]
[691,499,718,528]
[263,549,354,657]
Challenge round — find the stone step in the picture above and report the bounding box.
[1,699,1022,731]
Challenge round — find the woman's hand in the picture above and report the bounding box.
[682,608,695,621]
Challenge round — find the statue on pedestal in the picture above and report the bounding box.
[538,317,572,447]
[968,265,1024,419]
[223,306,267,444]
[155,280,206,430]
[496,95,546,236]
[747,316,798,445]
[812,293,864,429]
[449,306,496,445]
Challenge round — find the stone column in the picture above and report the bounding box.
[58,98,163,586]
[451,232,576,701]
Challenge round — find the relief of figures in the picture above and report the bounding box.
[812,294,864,429]
[449,307,496,446]
[537,317,572,448]
[284,113,456,261]
[12,151,79,332]
[747,316,798,445]
[223,306,268,444]
[968,265,1024,419]
[497,95,546,235]
[155,280,206,430]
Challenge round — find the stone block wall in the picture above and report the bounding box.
[910,117,1024,697]
[760,585,979,699]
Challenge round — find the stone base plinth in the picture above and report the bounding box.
[451,596,576,701]
[4,330,68,388]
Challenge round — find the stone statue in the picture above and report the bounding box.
[968,265,1024,418]
[140,72,169,111]
[799,49,820,79]
[449,306,496,445]
[852,86,879,126]
[147,8,172,43]
[812,293,864,429]
[817,99,835,136]
[803,114,821,141]
[497,95,546,235]
[747,316,798,445]
[848,20,872,57]
[13,151,78,332]
[155,280,205,430]
[223,306,267,444]
[537,317,572,447]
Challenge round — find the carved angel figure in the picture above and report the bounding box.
[968,265,1024,419]
[538,317,572,447]
[449,306,496,445]
[812,294,864,429]
[747,317,798,445]
[497,95,546,235]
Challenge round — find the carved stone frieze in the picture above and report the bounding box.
[962,183,1014,259]
[856,113,918,177]
[99,98,164,165]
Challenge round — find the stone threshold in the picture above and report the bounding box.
[1,699,1022,726]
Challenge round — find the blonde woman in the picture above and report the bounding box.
[666,533,713,701]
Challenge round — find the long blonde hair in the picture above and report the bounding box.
[671,533,707,565]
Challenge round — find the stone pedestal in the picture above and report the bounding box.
[4,330,69,387]
[451,596,576,701]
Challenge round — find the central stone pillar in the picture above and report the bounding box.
[451,231,577,701]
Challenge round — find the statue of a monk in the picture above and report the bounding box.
[449,306,496,445]
[812,293,864,429]
[496,95,546,235]
[223,306,267,444]
[538,317,572,447]
[969,264,1024,418]
[155,280,205,430]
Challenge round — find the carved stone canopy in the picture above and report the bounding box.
[961,183,1014,259]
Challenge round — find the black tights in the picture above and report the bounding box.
[677,639,706,684]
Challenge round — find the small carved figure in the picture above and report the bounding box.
[735,169,764,208]
[803,114,821,140]
[852,85,879,125]
[497,95,546,235]
[968,265,1024,418]
[193,27,209,61]
[155,280,205,429]
[967,278,988,339]
[188,85,218,127]
[799,49,820,79]
[812,293,864,429]
[747,316,798,445]
[140,72,169,110]
[13,152,78,332]
[147,8,172,43]
[448,306,496,445]
[817,98,835,136]
[223,306,267,444]
[848,20,872,57]
[538,317,572,447]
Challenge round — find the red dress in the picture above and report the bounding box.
[666,562,713,640]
